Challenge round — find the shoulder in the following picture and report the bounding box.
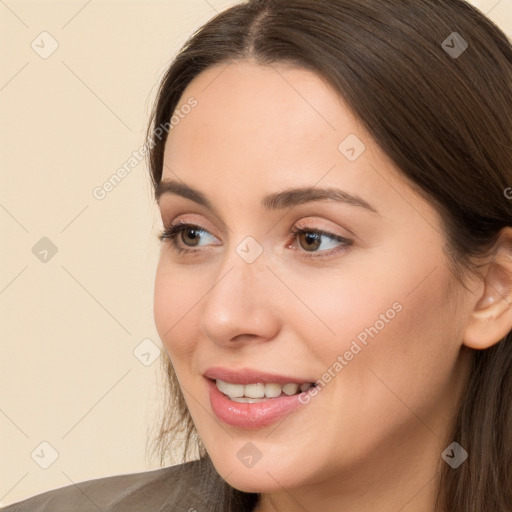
[0,458,211,512]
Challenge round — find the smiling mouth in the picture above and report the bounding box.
[214,378,317,403]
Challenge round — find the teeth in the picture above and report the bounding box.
[215,379,314,400]
[244,383,265,398]
[230,396,270,403]
[265,383,282,398]
[216,379,244,397]
[282,383,299,395]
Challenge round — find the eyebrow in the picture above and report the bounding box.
[155,179,380,215]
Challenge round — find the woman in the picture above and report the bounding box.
[3,0,511,511]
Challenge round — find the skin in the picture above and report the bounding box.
[153,60,512,512]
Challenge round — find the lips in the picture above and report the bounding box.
[203,366,318,428]
[206,378,315,428]
[203,366,316,385]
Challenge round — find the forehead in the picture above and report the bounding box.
[163,60,370,179]
[178,59,342,120]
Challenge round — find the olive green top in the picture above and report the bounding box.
[1,459,218,511]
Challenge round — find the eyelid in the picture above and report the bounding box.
[292,218,352,241]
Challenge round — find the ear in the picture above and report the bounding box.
[463,227,512,350]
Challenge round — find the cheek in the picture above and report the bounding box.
[153,258,201,360]
[287,244,459,401]
[312,237,454,365]
[314,263,460,435]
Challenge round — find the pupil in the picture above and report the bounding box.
[184,228,200,246]
[301,233,320,251]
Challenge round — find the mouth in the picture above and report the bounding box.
[203,367,319,427]
[205,375,319,429]
[212,378,317,403]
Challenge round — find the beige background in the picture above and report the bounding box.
[1,0,511,506]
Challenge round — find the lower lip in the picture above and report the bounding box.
[206,378,315,429]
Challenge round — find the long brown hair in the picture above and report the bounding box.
[146,1,512,510]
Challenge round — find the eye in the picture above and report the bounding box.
[158,221,220,254]
[289,225,352,258]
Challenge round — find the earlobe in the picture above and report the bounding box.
[463,229,512,350]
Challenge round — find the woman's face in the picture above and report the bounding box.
[153,60,475,499]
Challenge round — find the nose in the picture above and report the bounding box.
[199,249,281,346]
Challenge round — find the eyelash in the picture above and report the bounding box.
[158,220,353,260]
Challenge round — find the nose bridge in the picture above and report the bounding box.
[199,238,280,344]
[213,233,270,301]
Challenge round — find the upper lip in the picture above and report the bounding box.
[204,366,316,385]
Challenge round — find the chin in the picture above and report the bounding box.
[207,451,303,494]
[223,471,291,494]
